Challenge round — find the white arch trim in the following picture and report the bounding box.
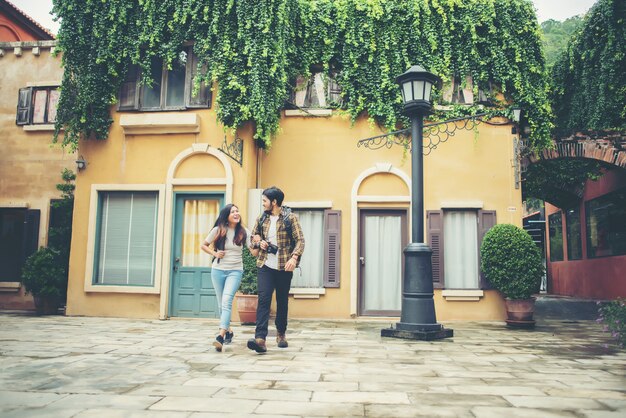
[350,163,411,316]
[160,143,234,319]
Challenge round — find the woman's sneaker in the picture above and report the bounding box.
[225,330,234,344]
[213,334,225,352]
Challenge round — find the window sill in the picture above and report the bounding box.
[23,124,56,131]
[120,113,200,135]
[0,282,21,293]
[85,284,160,294]
[441,289,484,301]
[285,109,332,117]
[289,287,326,299]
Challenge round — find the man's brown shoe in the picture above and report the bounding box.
[276,333,288,348]
[247,338,267,353]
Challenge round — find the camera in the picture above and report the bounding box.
[267,243,279,255]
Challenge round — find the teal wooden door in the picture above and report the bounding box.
[170,194,222,318]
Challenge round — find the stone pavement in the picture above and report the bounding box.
[0,313,624,418]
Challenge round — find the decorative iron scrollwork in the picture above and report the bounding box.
[357,113,509,156]
[219,135,243,166]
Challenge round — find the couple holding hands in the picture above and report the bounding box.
[201,186,305,353]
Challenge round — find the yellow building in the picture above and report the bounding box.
[0,39,75,309]
[65,64,521,321]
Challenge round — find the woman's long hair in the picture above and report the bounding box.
[212,204,247,251]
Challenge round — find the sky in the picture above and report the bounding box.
[9,0,599,36]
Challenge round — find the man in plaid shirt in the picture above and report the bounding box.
[248,186,305,353]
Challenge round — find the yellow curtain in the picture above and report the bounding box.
[182,199,219,267]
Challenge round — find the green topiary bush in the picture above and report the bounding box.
[480,224,544,300]
[21,247,66,299]
[239,246,258,295]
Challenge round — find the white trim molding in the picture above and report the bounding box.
[441,200,484,209]
[289,287,326,299]
[160,143,234,319]
[350,163,411,316]
[120,113,200,135]
[0,282,21,293]
[285,109,332,117]
[284,201,333,209]
[84,184,166,294]
[441,289,484,301]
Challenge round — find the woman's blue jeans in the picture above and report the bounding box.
[211,269,243,330]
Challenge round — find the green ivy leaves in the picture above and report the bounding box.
[53,0,553,150]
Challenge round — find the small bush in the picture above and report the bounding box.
[480,224,544,299]
[21,247,66,298]
[239,246,258,295]
[597,299,626,348]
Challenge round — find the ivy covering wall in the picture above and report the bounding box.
[52,0,552,150]
[551,0,626,136]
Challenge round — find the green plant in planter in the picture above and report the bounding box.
[480,224,543,300]
[21,247,66,300]
[239,246,258,295]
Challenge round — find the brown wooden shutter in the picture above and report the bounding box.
[22,209,40,262]
[16,87,33,125]
[427,210,444,288]
[478,210,497,289]
[323,210,341,288]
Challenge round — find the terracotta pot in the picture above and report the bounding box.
[236,293,258,325]
[505,298,536,328]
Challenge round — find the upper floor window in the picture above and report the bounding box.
[290,71,343,109]
[441,75,494,106]
[16,86,60,125]
[119,49,211,111]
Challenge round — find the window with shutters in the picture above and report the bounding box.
[427,209,496,290]
[118,48,211,111]
[93,191,159,286]
[16,86,60,125]
[292,209,324,288]
[290,209,341,291]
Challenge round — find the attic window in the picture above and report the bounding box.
[442,76,494,106]
[291,71,343,109]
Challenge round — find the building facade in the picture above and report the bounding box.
[0,3,74,310]
[64,62,523,321]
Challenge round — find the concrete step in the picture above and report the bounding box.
[534,295,601,321]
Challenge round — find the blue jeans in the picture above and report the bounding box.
[211,269,243,330]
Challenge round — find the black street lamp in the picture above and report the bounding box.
[381,65,453,340]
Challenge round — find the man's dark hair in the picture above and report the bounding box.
[262,186,284,206]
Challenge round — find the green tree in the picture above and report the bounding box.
[540,16,584,68]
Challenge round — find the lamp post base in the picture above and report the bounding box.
[380,242,453,341]
[381,326,453,341]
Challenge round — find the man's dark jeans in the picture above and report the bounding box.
[255,265,293,340]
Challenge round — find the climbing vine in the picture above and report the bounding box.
[551,0,626,136]
[52,0,552,150]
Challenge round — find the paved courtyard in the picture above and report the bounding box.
[0,313,624,417]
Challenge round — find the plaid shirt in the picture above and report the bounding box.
[252,208,305,270]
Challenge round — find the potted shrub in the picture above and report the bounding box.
[235,246,258,325]
[21,247,67,315]
[480,224,544,328]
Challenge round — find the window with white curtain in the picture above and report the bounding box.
[443,210,479,289]
[94,192,158,286]
[292,209,324,288]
